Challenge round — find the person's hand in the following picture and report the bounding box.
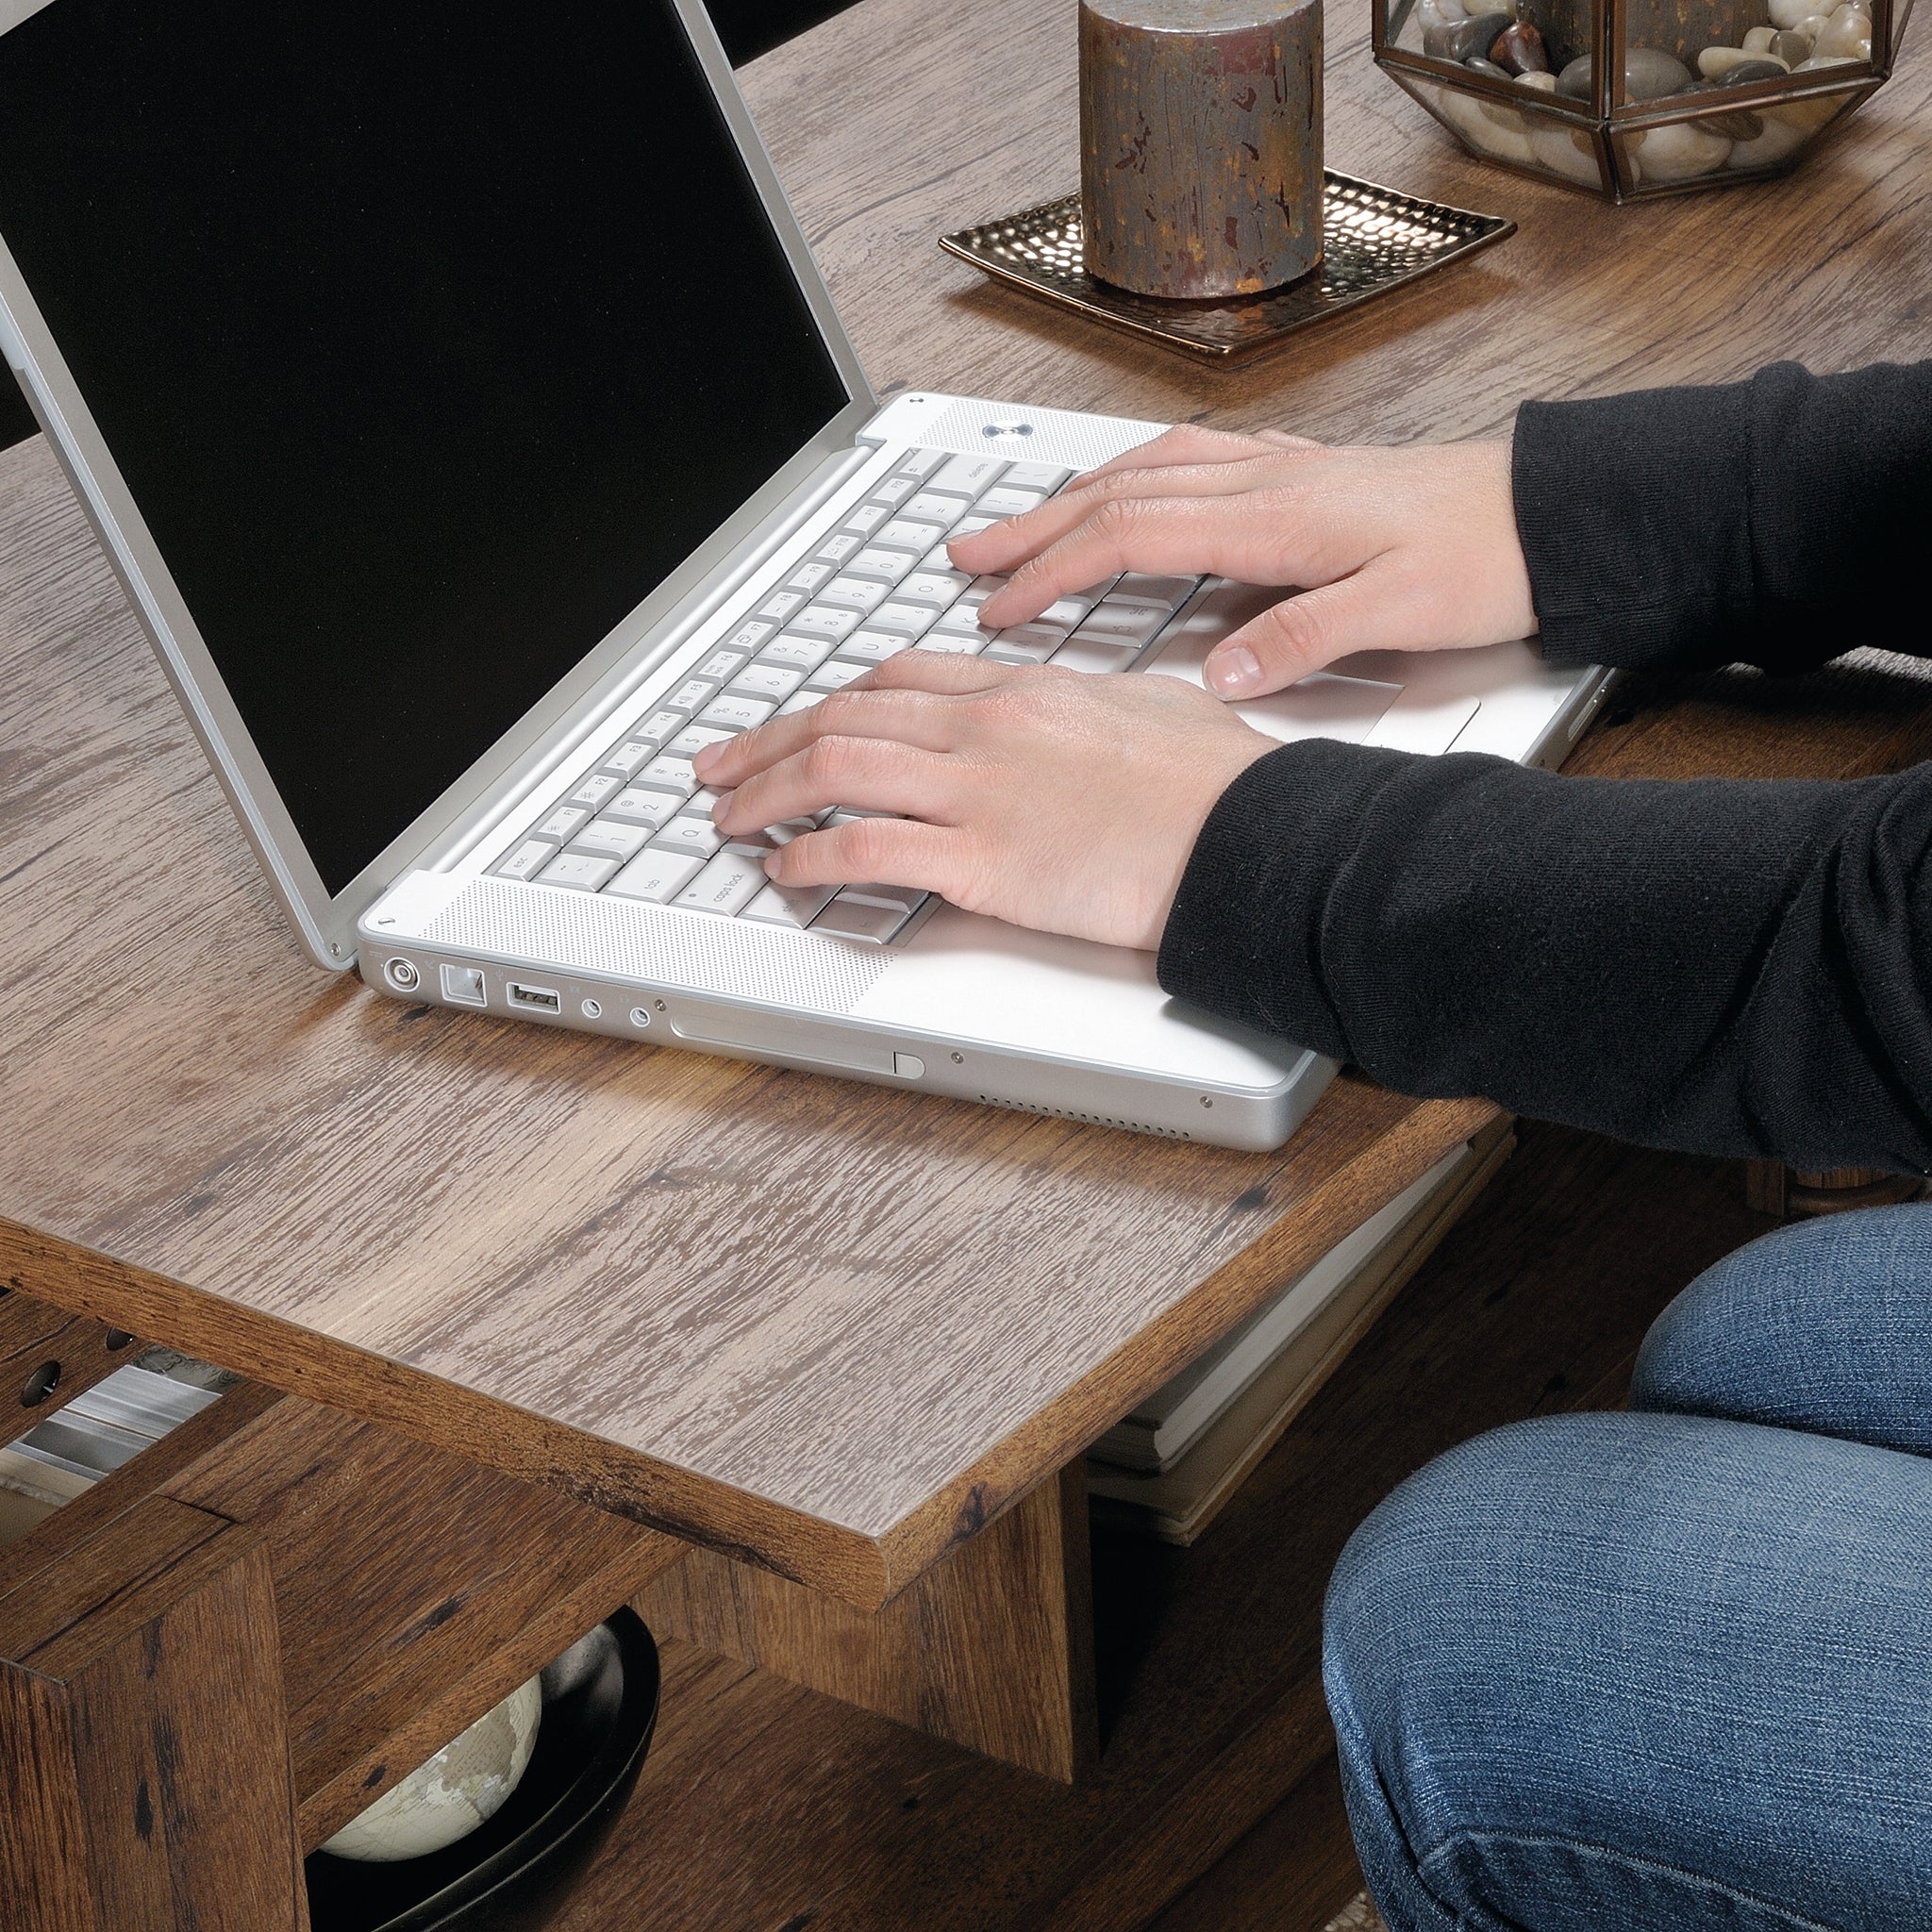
[692,651,1274,952]
[954,425,1535,699]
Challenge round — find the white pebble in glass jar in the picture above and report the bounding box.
[1767,0,1816,25]
[323,1675,543,1863]
[1637,118,1733,178]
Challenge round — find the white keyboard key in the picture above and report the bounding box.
[538,804,592,841]
[870,474,919,505]
[810,892,913,942]
[893,446,948,481]
[568,773,623,810]
[1040,587,1110,626]
[839,629,913,666]
[674,851,768,915]
[651,815,727,858]
[776,691,825,716]
[805,658,871,693]
[1109,573,1197,611]
[603,787,682,828]
[843,503,890,535]
[787,561,834,592]
[975,486,1047,519]
[927,603,993,638]
[725,620,774,654]
[638,754,699,793]
[905,491,972,525]
[897,569,973,606]
[847,546,919,583]
[699,693,776,732]
[959,575,1009,607]
[570,817,651,860]
[1000,461,1074,492]
[841,881,925,912]
[1050,637,1141,675]
[666,677,718,714]
[666,723,733,760]
[538,851,620,891]
[606,848,705,904]
[790,604,863,641]
[495,839,554,881]
[742,878,841,928]
[931,455,1007,496]
[1071,601,1168,649]
[635,709,686,745]
[820,575,891,610]
[758,591,806,622]
[696,647,752,682]
[759,632,839,673]
[730,661,806,701]
[876,518,946,552]
[874,602,938,638]
[991,621,1069,660]
[814,532,861,564]
[687,786,724,815]
[599,741,656,778]
[917,630,989,655]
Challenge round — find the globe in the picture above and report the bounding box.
[322,1674,543,1863]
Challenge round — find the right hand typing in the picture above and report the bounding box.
[952,425,1539,700]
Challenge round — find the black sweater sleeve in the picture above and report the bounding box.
[1515,359,1932,672]
[1155,362,1932,1170]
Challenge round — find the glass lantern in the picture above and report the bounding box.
[1374,0,1909,196]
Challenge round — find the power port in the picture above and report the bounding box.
[385,957,421,992]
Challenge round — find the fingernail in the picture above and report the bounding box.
[1206,643,1261,696]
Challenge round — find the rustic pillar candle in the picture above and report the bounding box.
[1080,0,1324,300]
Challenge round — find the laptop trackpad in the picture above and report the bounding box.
[1141,584,1401,746]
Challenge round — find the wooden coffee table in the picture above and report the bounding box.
[1,0,1927,1924]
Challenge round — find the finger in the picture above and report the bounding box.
[951,456,1289,581]
[976,491,1307,629]
[763,814,971,898]
[1073,423,1289,484]
[715,734,964,838]
[695,685,959,791]
[1251,428,1324,452]
[1203,563,1425,695]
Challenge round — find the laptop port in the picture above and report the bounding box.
[507,982,561,1013]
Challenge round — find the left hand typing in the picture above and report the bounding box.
[691,649,1274,953]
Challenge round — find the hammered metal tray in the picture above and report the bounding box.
[939,175,1514,361]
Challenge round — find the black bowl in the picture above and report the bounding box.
[306,1610,659,1932]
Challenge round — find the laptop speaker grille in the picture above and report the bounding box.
[979,1094,1192,1140]
[421,878,893,1012]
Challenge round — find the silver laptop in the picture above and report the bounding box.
[0,0,1608,1152]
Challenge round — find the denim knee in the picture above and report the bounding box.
[1632,1201,1932,1456]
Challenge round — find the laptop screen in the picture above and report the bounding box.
[0,0,854,894]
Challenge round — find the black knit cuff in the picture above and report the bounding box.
[1513,379,1758,671]
[1158,737,1417,1057]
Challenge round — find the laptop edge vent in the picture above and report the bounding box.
[978,1094,1192,1140]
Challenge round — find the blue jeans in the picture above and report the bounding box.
[1324,1204,1932,1932]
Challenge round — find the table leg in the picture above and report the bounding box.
[639,1461,1097,1782]
[0,1496,308,1932]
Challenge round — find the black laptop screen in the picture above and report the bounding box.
[0,0,853,893]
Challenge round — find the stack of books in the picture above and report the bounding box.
[1088,1120,1515,1543]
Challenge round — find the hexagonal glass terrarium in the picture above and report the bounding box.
[1374,0,1909,196]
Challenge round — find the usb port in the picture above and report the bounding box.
[507,982,561,1013]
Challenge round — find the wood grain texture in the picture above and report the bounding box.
[0,1380,678,1851]
[0,0,1927,1613]
[0,1501,308,1932]
[528,1122,1780,1932]
[640,1459,1096,1780]
[0,1284,135,1429]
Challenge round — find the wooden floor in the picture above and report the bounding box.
[535,1118,1775,1931]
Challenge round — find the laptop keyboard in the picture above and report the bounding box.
[491,445,1203,942]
